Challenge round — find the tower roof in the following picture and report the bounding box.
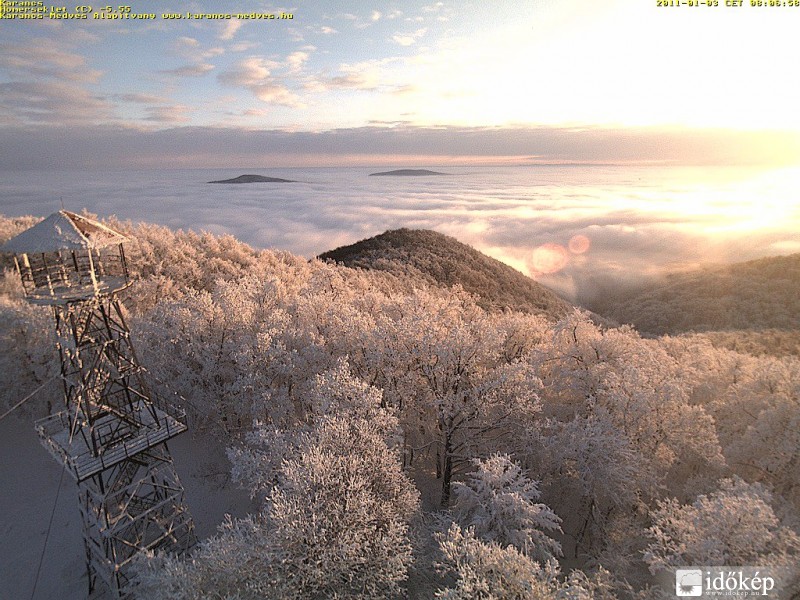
[1,211,128,254]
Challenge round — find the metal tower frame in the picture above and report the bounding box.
[3,211,194,597]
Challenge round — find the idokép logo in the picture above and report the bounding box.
[676,569,703,596]
[673,567,779,597]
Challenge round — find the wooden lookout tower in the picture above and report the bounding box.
[2,211,194,597]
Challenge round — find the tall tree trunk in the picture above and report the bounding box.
[440,427,453,507]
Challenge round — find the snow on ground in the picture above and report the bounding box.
[0,414,255,599]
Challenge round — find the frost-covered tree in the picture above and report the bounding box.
[233,364,419,598]
[541,313,724,486]
[644,477,800,573]
[228,361,401,497]
[134,365,419,599]
[435,523,561,600]
[376,289,543,506]
[131,514,276,600]
[452,454,562,562]
[133,274,335,433]
[0,295,59,417]
[716,357,800,509]
[267,413,419,598]
[536,406,649,560]
[661,335,800,511]
[530,312,726,561]
[435,524,619,600]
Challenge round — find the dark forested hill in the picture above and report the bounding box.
[592,253,800,335]
[318,228,572,319]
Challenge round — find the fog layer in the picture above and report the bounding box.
[1,165,798,305]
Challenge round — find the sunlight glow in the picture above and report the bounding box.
[361,2,800,136]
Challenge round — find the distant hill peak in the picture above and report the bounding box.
[591,252,800,335]
[208,174,296,184]
[319,228,572,319]
[369,169,447,177]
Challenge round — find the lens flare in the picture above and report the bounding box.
[568,234,591,254]
[530,243,569,274]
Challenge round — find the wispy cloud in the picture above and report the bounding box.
[219,57,280,86]
[250,84,302,105]
[304,73,377,93]
[115,93,170,104]
[218,57,302,107]
[0,81,114,125]
[173,36,224,61]
[286,28,305,42]
[303,58,400,93]
[230,41,261,52]
[161,63,215,77]
[0,40,102,83]
[342,8,400,30]
[286,49,313,75]
[218,20,244,41]
[176,36,200,48]
[144,104,192,123]
[391,29,427,47]
[202,47,226,59]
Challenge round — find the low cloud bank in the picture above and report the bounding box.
[2,124,799,170]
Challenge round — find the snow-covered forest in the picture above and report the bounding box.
[1,214,798,598]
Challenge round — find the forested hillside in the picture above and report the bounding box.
[1,214,798,599]
[319,228,572,319]
[591,253,800,335]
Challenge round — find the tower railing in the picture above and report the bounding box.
[35,394,188,482]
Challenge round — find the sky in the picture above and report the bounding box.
[2,0,800,168]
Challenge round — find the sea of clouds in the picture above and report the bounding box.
[1,165,798,305]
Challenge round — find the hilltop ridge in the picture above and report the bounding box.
[319,228,572,320]
[208,174,296,184]
[592,252,800,335]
